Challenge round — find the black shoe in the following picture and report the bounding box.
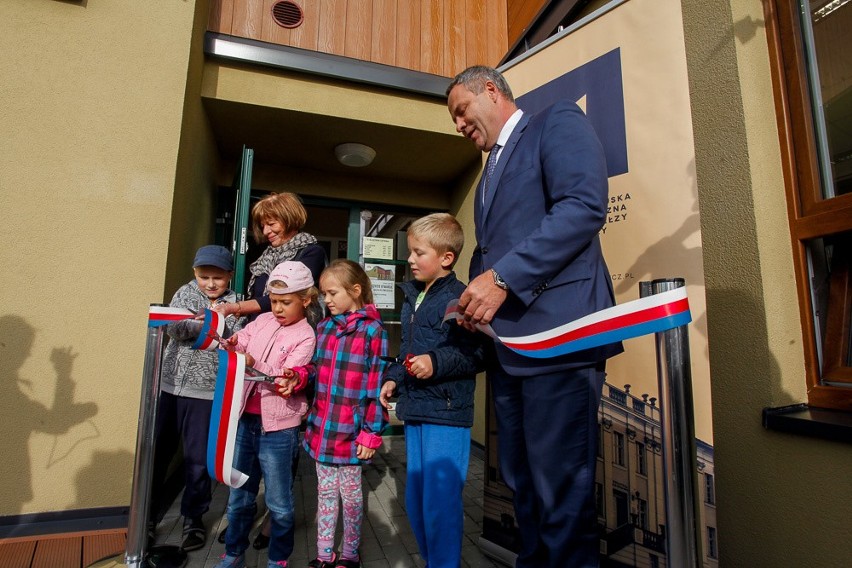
[217,526,227,544]
[333,559,360,568]
[180,517,206,552]
[308,553,336,568]
[252,531,270,550]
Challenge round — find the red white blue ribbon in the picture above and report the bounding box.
[191,309,225,351]
[444,287,691,359]
[147,305,249,486]
[207,350,249,488]
[147,306,195,327]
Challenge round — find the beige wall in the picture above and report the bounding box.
[164,1,221,300]
[0,0,200,515]
[223,161,452,212]
[682,0,852,564]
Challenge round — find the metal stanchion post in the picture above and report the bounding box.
[124,307,166,567]
[641,279,703,567]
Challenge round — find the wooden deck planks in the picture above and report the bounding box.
[31,536,80,568]
[0,529,126,568]
[81,532,125,567]
[0,540,36,568]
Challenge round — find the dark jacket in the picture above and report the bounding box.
[249,243,326,322]
[471,101,623,375]
[386,272,485,428]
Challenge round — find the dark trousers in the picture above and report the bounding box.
[151,391,213,521]
[490,363,605,568]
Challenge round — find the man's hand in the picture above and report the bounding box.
[457,271,508,326]
[379,381,396,408]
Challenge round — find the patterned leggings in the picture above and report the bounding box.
[315,462,363,561]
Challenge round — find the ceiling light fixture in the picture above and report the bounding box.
[335,143,376,167]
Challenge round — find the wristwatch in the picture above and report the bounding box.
[491,268,509,290]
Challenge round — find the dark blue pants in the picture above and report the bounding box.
[151,391,213,520]
[490,363,605,568]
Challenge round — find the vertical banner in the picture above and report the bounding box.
[502,0,708,416]
[482,0,714,564]
[208,350,250,488]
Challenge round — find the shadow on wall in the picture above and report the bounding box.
[74,449,134,510]
[0,314,98,515]
[702,287,796,563]
[614,158,707,353]
[710,13,766,58]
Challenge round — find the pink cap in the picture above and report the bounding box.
[266,261,314,294]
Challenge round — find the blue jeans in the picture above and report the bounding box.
[224,414,299,563]
[404,422,470,568]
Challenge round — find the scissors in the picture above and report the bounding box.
[243,366,278,384]
[380,355,415,373]
[204,329,278,383]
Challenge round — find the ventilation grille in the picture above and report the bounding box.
[272,1,304,28]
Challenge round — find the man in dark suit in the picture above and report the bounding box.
[447,66,623,568]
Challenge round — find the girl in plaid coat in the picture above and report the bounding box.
[286,259,389,568]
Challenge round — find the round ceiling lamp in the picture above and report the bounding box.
[335,143,376,167]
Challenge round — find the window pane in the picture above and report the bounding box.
[803,0,852,198]
[638,498,648,529]
[614,432,625,466]
[807,230,852,381]
[636,442,647,475]
[708,526,718,559]
[705,473,716,505]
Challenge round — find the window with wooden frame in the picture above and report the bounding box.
[767,0,852,410]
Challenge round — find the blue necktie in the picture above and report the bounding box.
[482,144,502,205]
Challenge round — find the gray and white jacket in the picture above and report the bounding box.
[160,280,245,400]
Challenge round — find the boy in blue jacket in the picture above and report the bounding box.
[379,213,485,568]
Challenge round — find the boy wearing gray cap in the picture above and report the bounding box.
[150,245,245,552]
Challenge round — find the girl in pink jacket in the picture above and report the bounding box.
[215,261,317,568]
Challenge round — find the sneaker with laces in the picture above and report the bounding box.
[212,553,245,568]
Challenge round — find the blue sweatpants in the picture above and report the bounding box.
[404,422,470,568]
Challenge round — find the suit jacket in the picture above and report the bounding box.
[471,99,623,375]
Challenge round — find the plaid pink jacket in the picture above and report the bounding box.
[293,305,389,465]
